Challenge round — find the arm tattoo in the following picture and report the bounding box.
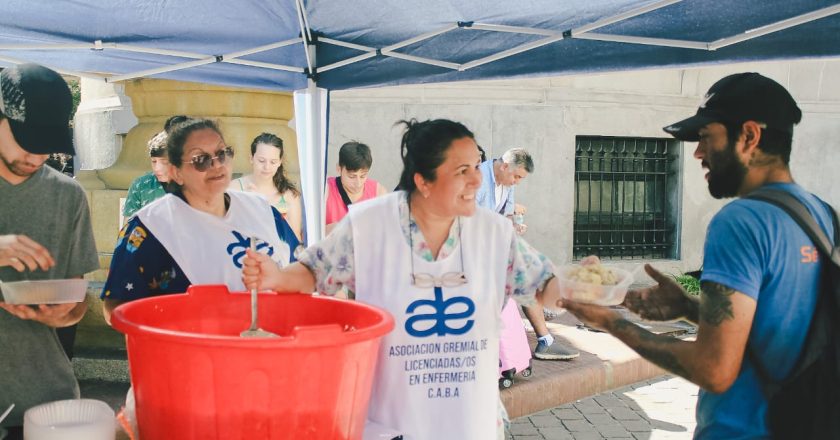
[612,319,691,380]
[699,281,735,326]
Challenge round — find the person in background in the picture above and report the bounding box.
[476,148,580,361]
[121,115,188,219]
[101,118,299,323]
[229,132,304,242]
[122,130,170,218]
[243,119,568,440]
[324,141,387,234]
[0,63,99,440]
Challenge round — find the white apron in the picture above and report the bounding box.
[137,192,290,291]
[352,193,512,440]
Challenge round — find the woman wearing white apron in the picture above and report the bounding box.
[243,119,566,439]
[101,118,300,324]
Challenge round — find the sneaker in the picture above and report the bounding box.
[534,340,580,360]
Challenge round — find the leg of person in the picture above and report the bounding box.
[4,426,23,440]
[55,323,78,360]
[522,302,579,360]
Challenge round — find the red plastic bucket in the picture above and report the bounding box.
[110,285,394,440]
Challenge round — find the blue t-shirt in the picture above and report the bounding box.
[695,183,835,439]
[102,206,299,301]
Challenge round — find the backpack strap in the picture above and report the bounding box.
[334,176,354,209]
[747,188,840,266]
[744,187,839,395]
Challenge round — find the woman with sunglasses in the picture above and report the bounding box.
[243,119,565,440]
[101,118,300,323]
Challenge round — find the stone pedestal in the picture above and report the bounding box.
[96,79,297,189]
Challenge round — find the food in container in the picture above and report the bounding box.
[558,256,633,306]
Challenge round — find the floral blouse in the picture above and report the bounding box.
[298,192,555,304]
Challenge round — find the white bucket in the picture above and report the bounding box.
[24,399,115,440]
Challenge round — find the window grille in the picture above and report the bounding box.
[574,136,680,260]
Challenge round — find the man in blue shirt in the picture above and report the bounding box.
[561,73,835,438]
[477,148,579,361]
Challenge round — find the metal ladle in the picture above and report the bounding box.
[240,237,278,338]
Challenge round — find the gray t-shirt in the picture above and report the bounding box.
[0,166,99,427]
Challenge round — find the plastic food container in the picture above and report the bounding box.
[24,399,115,440]
[0,279,88,305]
[558,265,633,306]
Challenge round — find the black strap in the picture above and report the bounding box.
[748,188,840,266]
[744,187,839,393]
[334,176,353,209]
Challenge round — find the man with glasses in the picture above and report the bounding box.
[476,148,579,361]
[0,64,99,439]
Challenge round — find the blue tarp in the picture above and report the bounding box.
[2,0,840,91]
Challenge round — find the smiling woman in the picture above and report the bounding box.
[99,118,301,324]
[241,118,568,440]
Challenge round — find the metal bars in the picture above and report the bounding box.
[573,136,678,260]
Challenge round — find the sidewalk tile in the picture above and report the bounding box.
[539,428,575,440]
[563,420,597,432]
[532,415,561,428]
[553,408,585,420]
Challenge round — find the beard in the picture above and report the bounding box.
[1,155,41,177]
[706,140,748,199]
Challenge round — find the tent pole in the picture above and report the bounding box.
[295,44,328,246]
[709,3,840,50]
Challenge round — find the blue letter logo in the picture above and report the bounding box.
[226,231,274,268]
[405,287,475,337]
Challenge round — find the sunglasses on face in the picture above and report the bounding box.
[188,146,234,172]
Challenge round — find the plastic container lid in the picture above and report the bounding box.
[558,265,633,306]
[0,279,88,305]
[24,399,115,440]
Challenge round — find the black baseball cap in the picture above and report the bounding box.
[663,72,802,142]
[0,63,75,155]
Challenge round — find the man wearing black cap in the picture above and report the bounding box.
[561,73,835,438]
[0,64,98,438]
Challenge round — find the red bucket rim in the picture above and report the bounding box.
[110,285,394,348]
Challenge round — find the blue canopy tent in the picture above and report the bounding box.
[2,0,840,243]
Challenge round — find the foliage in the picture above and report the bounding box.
[674,274,701,296]
[67,78,81,124]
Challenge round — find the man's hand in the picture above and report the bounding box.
[622,265,698,323]
[0,302,87,327]
[561,299,623,332]
[0,235,55,272]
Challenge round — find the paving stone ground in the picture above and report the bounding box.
[507,375,699,440]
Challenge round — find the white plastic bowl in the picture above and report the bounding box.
[558,265,633,306]
[24,399,115,440]
[0,279,88,305]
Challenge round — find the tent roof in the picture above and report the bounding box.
[2,0,840,91]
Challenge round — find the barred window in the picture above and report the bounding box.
[574,136,681,260]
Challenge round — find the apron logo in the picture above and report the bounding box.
[226,231,274,268]
[405,287,475,337]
